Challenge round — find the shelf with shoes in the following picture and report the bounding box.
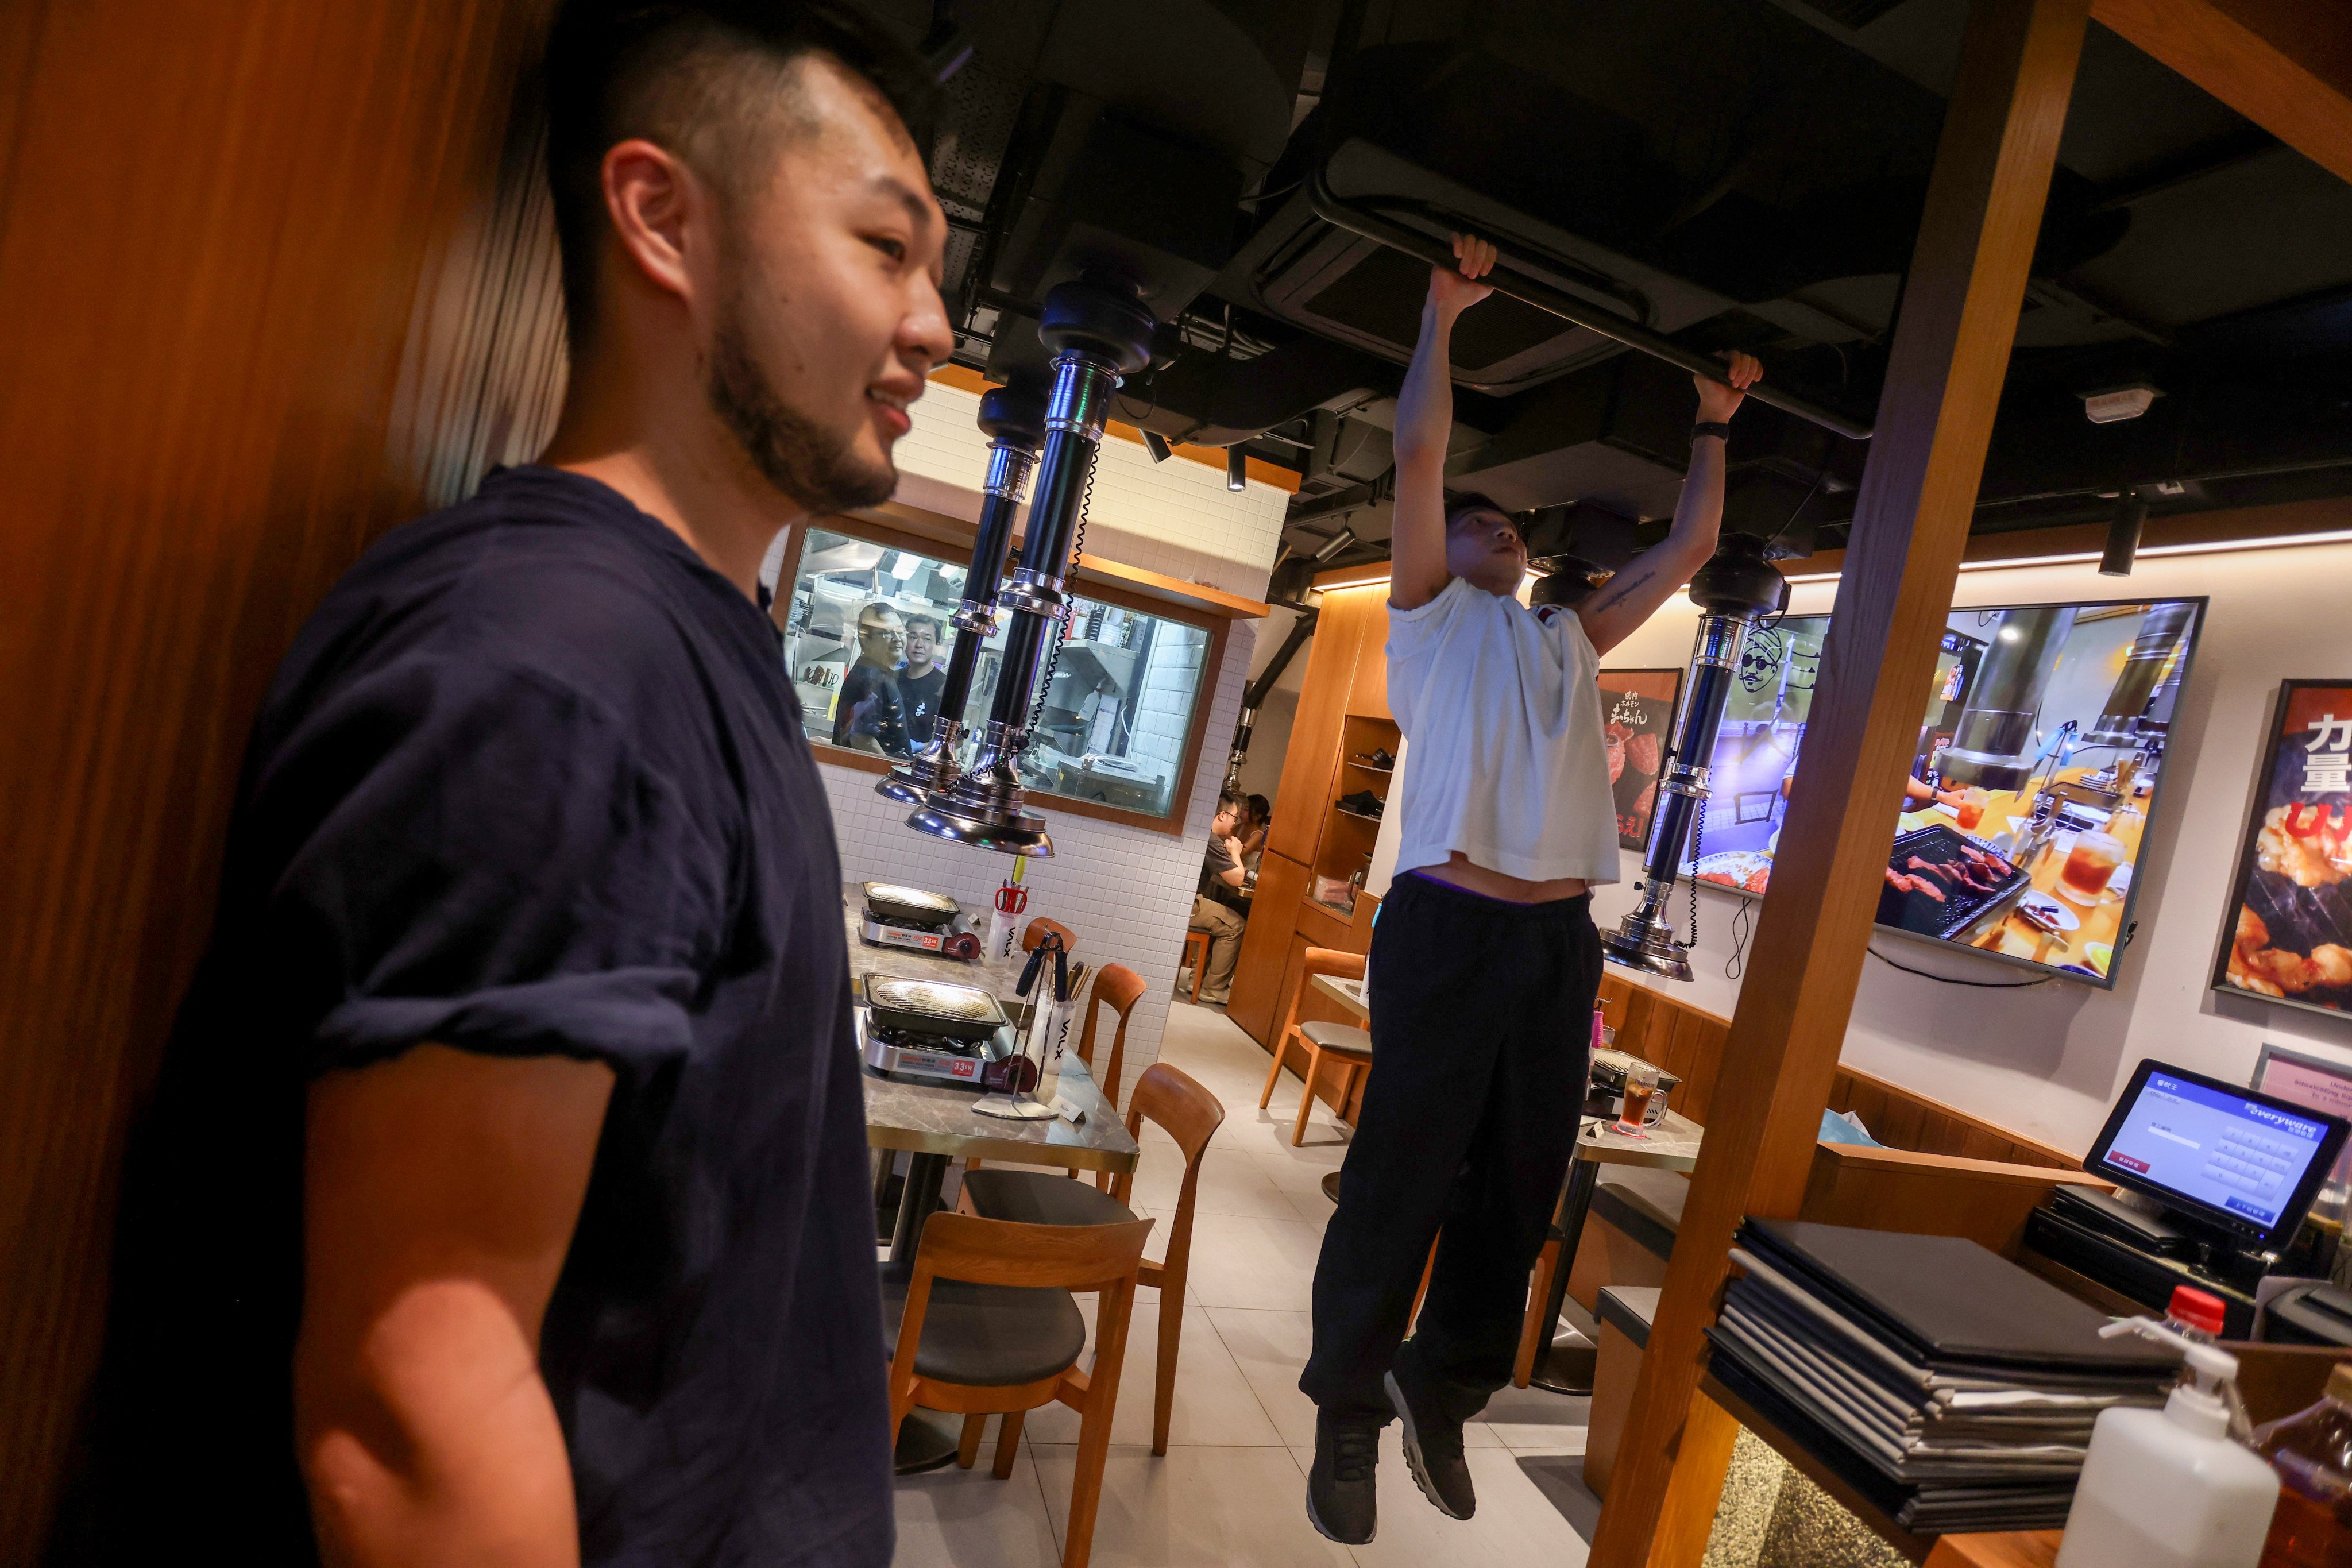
[1227,575,1397,1133]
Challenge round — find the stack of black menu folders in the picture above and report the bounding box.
[1707,1220,2181,1533]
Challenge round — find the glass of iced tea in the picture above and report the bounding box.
[2059,829,2125,903]
[1955,787,1989,832]
[1616,1060,1664,1136]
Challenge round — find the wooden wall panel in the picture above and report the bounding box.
[0,2,562,1552]
[1266,582,1385,861]
[1799,1144,2110,1258]
[1827,1064,2081,1171]
[1229,850,1310,1042]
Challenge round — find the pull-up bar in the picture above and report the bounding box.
[1306,173,1877,443]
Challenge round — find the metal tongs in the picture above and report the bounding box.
[1016,929,1070,1011]
[1014,932,1086,1080]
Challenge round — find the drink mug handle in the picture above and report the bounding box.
[1643,1089,1670,1130]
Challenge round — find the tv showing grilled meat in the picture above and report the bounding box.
[1678,596,2204,987]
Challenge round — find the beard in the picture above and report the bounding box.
[706,276,897,516]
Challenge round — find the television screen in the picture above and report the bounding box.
[2087,1059,2348,1248]
[1681,597,2205,986]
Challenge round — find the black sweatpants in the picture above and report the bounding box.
[1299,871,1602,1420]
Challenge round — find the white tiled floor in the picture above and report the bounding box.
[890,999,1596,1566]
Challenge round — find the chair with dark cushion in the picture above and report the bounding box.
[1513,1165,1689,1388]
[1583,1285,1661,1500]
[1589,1167,1689,1258]
[886,1211,1154,1568]
[960,1063,1225,1453]
[1256,947,1372,1146]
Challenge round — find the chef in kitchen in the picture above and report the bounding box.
[836,598,912,756]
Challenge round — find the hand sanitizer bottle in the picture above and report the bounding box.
[2056,1325,2281,1568]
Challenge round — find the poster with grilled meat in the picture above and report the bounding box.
[1598,668,1683,849]
[2215,681,2352,1019]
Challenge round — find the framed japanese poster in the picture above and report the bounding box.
[2214,680,2352,1019]
[1597,667,1684,850]
[2251,1044,2352,1204]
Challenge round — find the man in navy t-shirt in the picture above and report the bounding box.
[56,5,954,1566]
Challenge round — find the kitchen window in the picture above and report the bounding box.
[779,523,1218,823]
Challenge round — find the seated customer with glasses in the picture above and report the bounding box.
[1187,791,1251,1006]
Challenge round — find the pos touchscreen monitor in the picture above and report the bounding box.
[2087,1059,2351,1250]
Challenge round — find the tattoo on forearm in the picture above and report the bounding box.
[1588,566,1657,615]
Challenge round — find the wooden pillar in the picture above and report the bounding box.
[0,2,557,1554]
[2092,0,2352,184]
[1584,1,2092,1562]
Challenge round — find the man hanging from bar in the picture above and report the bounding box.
[1297,233,1759,1544]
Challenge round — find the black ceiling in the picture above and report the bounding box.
[873,0,2352,572]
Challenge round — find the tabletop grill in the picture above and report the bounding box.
[856,977,1022,1090]
[859,882,983,960]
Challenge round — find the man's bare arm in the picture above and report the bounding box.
[296,1045,615,1568]
[1575,352,1761,656]
[1388,234,1494,611]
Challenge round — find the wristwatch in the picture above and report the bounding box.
[1691,420,1732,442]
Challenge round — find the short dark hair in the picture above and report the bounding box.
[903,612,942,639]
[1443,489,1514,531]
[1217,791,1243,816]
[543,1,939,353]
[857,601,903,627]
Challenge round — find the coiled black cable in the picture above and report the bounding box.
[1026,458,1094,733]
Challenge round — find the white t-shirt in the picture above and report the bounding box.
[1386,576,1621,885]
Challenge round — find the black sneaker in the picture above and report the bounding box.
[1353,747,1396,768]
[1337,789,1384,818]
[1306,1409,1382,1544]
[1387,1347,1476,1520]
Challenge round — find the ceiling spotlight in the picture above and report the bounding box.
[1142,430,1173,463]
[1312,526,1358,563]
[1226,447,1249,491]
[2101,491,2148,577]
[2083,383,2163,424]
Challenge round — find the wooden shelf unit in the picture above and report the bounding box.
[1229,577,1397,1123]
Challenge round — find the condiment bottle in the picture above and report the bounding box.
[2056,1324,2280,1568]
[2254,1362,2352,1567]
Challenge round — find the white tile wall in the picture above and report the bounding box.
[819,377,1284,1103]
[1127,627,1210,776]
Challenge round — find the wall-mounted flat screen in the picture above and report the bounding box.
[1680,597,2206,986]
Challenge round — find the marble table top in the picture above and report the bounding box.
[1303,967,1702,1168]
[1578,1106,1704,1171]
[846,885,1138,1175]
[1308,972,1370,1017]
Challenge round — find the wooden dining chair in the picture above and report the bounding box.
[1022,915,1076,955]
[1075,961,1146,1110]
[959,1063,1227,1454]
[1179,929,1211,1002]
[886,1211,1155,1568]
[1257,946,1372,1146]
